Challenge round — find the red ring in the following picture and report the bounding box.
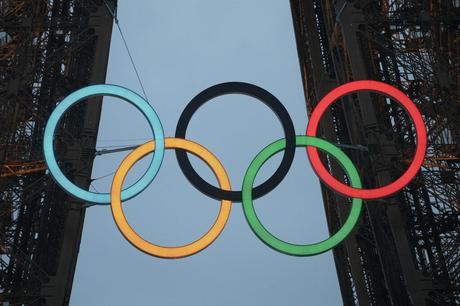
[306,80,427,199]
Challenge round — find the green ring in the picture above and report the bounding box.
[242,136,362,256]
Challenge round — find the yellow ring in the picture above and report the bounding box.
[110,137,232,258]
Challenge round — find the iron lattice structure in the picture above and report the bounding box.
[291,0,460,305]
[0,0,115,305]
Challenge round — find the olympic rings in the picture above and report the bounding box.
[175,82,296,202]
[43,80,427,258]
[111,138,232,258]
[306,80,427,199]
[43,84,165,204]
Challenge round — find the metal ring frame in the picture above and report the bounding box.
[43,81,427,258]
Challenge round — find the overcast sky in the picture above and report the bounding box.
[70,1,342,305]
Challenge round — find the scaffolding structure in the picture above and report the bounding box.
[291,1,460,305]
[0,0,115,305]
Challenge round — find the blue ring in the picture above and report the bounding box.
[43,84,165,204]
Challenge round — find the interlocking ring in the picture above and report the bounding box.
[242,136,362,256]
[175,82,296,202]
[44,80,427,258]
[111,138,231,258]
[43,84,165,204]
[306,80,427,199]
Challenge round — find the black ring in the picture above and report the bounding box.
[175,82,296,202]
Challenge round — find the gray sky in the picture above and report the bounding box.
[70,1,342,305]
